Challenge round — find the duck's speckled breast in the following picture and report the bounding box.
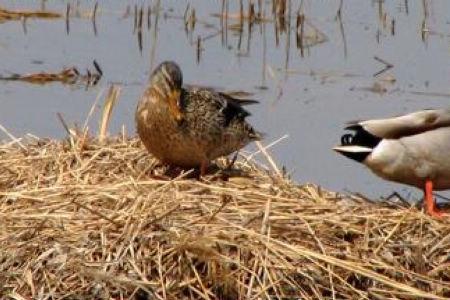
[136,90,208,167]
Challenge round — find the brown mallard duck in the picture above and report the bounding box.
[136,61,261,176]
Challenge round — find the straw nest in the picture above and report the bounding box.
[1,135,449,300]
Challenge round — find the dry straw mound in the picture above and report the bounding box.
[1,136,449,299]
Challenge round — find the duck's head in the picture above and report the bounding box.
[333,124,381,163]
[149,61,183,121]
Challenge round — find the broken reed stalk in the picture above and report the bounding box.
[196,35,202,64]
[138,6,143,30]
[133,4,138,33]
[147,5,151,30]
[91,2,98,35]
[224,0,229,45]
[0,124,26,151]
[65,3,70,34]
[98,85,121,143]
[137,6,144,53]
[91,2,98,22]
[149,0,161,73]
[373,56,394,77]
[297,9,305,56]
[248,1,255,24]
[239,0,244,27]
[184,6,196,34]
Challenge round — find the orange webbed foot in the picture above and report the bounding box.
[424,180,448,218]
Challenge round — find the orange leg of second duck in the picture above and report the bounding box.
[425,180,443,218]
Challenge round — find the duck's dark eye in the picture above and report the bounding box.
[341,133,354,145]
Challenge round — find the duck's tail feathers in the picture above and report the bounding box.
[249,129,265,141]
[233,98,259,106]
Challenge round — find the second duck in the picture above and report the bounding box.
[333,109,450,217]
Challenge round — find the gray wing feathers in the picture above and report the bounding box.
[356,109,450,139]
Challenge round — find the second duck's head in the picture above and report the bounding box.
[149,61,183,121]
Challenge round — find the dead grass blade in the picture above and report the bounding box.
[98,85,121,143]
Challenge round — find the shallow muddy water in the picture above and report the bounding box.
[1,0,450,199]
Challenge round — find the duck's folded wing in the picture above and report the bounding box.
[215,92,256,126]
[184,84,258,105]
[217,91,258,106]
[347,109,450,139]
[183,85,257,127]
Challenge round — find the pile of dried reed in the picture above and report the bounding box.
[0,133,449,299]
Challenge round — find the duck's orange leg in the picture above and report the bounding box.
[200,160,209,178]
[424,180,443,218]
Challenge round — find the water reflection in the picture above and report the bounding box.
[0,0,449,199]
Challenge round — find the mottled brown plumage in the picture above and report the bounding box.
[136,61,261,174]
